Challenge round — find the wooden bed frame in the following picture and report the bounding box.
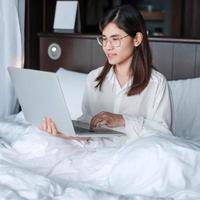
[39,33,200,80]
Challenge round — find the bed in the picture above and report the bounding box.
[0,36,200,200]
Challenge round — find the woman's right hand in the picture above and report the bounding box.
[39,117,59,136]
[39,117,91,141]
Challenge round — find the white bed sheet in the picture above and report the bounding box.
[0,113,200,200]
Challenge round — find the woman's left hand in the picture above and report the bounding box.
[90,112,125,130]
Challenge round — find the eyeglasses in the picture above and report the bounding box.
[97,34,129,47]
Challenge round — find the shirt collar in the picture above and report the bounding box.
[106,66,133,92]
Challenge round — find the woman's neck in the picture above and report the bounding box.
[114,64,133,88]
[115,64,131,76]
[115,55,133,76]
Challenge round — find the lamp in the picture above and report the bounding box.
[48,43,62,60]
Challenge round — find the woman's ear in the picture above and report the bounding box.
[133,32,143,47]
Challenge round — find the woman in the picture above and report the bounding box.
[40,5,173,141]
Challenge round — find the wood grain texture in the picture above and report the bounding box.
[39,33,200,80]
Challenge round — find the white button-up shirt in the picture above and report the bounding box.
[79,67,173,141]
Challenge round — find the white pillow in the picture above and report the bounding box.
[57,68,200,142]
[168,78,200,142]
[56,68,87,120]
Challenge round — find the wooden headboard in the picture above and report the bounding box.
[39,33,200,80]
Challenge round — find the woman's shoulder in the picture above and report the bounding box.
[150,69,167,85]
[87,66,104,81]
[88,66,104,76]
[85,66,104,86]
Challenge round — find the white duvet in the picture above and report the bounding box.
[0,113,200,200]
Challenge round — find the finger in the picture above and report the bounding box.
[92,117,107,130]
[105,118,117,128]
[90,114,99,124]
[91,117,101,129]
[51,121,58,135]
[99,116,115,128]
[97,119,107,127]
[90,115,99,130]
[46,117,53,134]
[48,118,58,135]
[90,121,95,131]
[42,117,47,131]
[90,112,108,129]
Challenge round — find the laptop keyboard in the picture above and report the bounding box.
[73,121,109,134]
[73,125,93,133]
[72,120,124,136]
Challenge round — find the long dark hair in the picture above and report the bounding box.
[95,5,152,96]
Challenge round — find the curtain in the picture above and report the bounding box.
[0,0,25,117]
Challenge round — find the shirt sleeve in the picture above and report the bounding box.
[150,76,172,129]
[122,77,173,139]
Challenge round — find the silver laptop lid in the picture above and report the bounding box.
[8,67,76,136]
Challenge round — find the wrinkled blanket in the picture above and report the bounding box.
[0,114,200,200]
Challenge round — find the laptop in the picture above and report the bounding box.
[8,67,125,137]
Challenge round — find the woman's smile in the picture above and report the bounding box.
[107,52,117,59]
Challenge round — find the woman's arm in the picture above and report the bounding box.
[123,77,173,139]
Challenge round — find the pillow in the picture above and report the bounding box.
[57,68,200,142]
[168,78,200,142]
[56,68,87,120]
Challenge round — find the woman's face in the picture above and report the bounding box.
[102,22,134,67]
